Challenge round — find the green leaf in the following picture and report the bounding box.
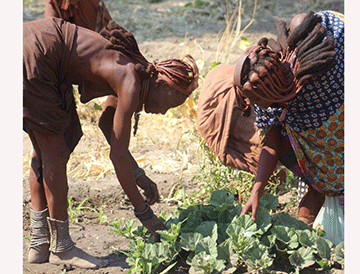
[271,225,299,250]
[272,212,309,230]
[217,238,231,262]
[217,222,230,244]
[260,234,277,249]
[195,221,218,241]
[180,232,203,252]
[111,219,137,239]
[242,244,274,271]
[226,215,257,241]
[143,243,157,261]
[315,237,332,261]
[209,190,234,207]
[333,241,344,266]
[217,204,241,224]
[189,251,226,274]
[259,193,279,210]
[218,238,243,269]
[201,205,221,221]
[159,261,177,274]
[195,236,218,258]
[297,230,316,248]
[209,61,221,69]
[254,207,272,235]
[180,211,203,233]
[132,224,150,239]
[289,247,316,269]
[157,221,182,245]
[179,205,202,222]
[93,102,102,111]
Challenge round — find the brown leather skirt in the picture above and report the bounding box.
[23,18,83,153]
[197,64,263,174]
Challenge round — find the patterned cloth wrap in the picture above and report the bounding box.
[255,11,344,198]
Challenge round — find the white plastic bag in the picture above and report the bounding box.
[312,195,344,245]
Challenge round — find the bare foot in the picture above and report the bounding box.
[49,245,108,269]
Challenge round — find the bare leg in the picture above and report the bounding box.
[28,132,47,211]
[27,132,50,263]
[30,131,107,268]
[32,131,69,221]
[298,185,325,228]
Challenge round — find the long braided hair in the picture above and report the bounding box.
[234,11,336,114]
[100,21,198,98]
[100,21,198,134]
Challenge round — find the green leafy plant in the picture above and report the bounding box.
[192,138,296,205]
[120,221,181,274]
[68,196,91,223]
[111,190,344,273]
[88,204,108,224]
[68,196,108,224]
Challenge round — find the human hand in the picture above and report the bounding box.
[240,191,261,221]
[136,174,160,205]
[140,215,168,242]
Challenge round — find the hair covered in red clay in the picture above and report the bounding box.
[100,21,199,97]
[234,11,336,110]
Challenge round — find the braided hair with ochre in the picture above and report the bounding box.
[234,11,336,115]
[100,21,199,134]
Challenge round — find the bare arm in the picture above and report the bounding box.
[98,96,139,171]
[99,95,160,204]
[107,78,146,212]
[103,69,166,238]
[240,125,291,220]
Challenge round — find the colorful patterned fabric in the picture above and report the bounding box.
[254,11,344,196]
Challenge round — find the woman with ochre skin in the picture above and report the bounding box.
[235,11,344,239]
[43,0,170,209]
[23,17,198,268]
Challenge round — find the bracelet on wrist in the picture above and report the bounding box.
[134,204,154,220]
[133,167,145,180]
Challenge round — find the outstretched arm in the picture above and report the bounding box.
[240,125,290,220]
[107,92,146,212]
[100,69,166,239]
[99,95,160,205]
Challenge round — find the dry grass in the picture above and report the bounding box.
[215,0,257,64]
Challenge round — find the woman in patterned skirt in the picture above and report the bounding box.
[234,11,344,236]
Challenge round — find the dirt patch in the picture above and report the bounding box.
[22,0,344,273]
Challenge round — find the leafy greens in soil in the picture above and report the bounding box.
[111,190,344,274]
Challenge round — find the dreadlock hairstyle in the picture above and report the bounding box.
[100,21,199,134]
[100,21,198,97]
[234,11,336,113]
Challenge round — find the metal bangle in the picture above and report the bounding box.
[133,167,145,180]
[134,204,154,220]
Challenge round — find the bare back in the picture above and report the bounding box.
[67,23,140,104]
[23,17,140,151]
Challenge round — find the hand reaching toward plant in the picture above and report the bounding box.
[140,215,168,242]
[240,190,261,221]
[136,174,160,205]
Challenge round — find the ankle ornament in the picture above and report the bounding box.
[29,208,50,249]
[47,216,75,253]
